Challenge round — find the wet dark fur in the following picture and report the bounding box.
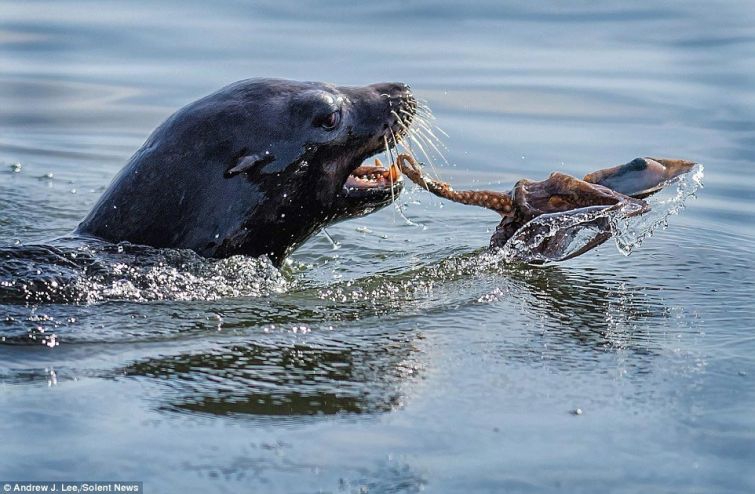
[77,78,414,265]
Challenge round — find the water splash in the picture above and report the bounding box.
[500,164,704,263]
[0,166,704,304]
[612,164,704,255]
[0,240,288,305]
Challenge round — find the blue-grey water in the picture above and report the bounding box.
[1,1,754,492]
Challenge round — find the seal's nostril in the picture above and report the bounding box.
[372,82,413,100]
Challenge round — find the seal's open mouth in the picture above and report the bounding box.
[329,81,414,219]
[332,156,404,220]
[344,158,402,193]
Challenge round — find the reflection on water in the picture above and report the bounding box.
[123,328,422,417]
[1,0,754,492]
[111,260,672,419]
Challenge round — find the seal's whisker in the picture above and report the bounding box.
[416,97,432,108]
[399,128,418,164]
[383,134,400,224]
[398,138,417,160]
[410,130,441,172]
[414,119,447,149]
[414,102,436,121]
[414,127,450,168]
[410,125,434,151]
[391,109,408,127]
[384,135,395,173]
[388,126,422,226]
[387,129,398,165]
[390,110,412,138]
[410,113,430,133]
[409,133,442,181]
[414,110,435,124]
[401,108,426,127]
[388,143,423,228]
[411,100,453,170]
[413,121,444,148]
[383,135,392,170]
[433,124,449,139]
[392,98,455,225]
[402,99,451,179]
[411,109,446,153]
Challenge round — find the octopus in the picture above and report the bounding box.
[395,154,697,260]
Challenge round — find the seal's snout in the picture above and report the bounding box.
[370,81,413,100]
[368,82,416,143]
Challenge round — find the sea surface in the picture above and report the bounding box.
[1,1,754,492]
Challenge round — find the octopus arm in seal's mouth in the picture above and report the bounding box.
[344,158,402,193]
[329,155,405,221]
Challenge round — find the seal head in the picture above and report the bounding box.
[76,78,415,265]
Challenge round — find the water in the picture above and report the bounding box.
[1,1,754,492]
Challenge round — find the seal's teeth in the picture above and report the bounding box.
[374,158,384,168]
[388,163,401,182]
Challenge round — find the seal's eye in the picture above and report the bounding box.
[317,110,341,130]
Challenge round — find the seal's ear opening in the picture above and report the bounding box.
[225,152,276,178]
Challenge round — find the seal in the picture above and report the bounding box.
[76,78,415,266]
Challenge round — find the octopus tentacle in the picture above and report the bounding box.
[396,154,515,215]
